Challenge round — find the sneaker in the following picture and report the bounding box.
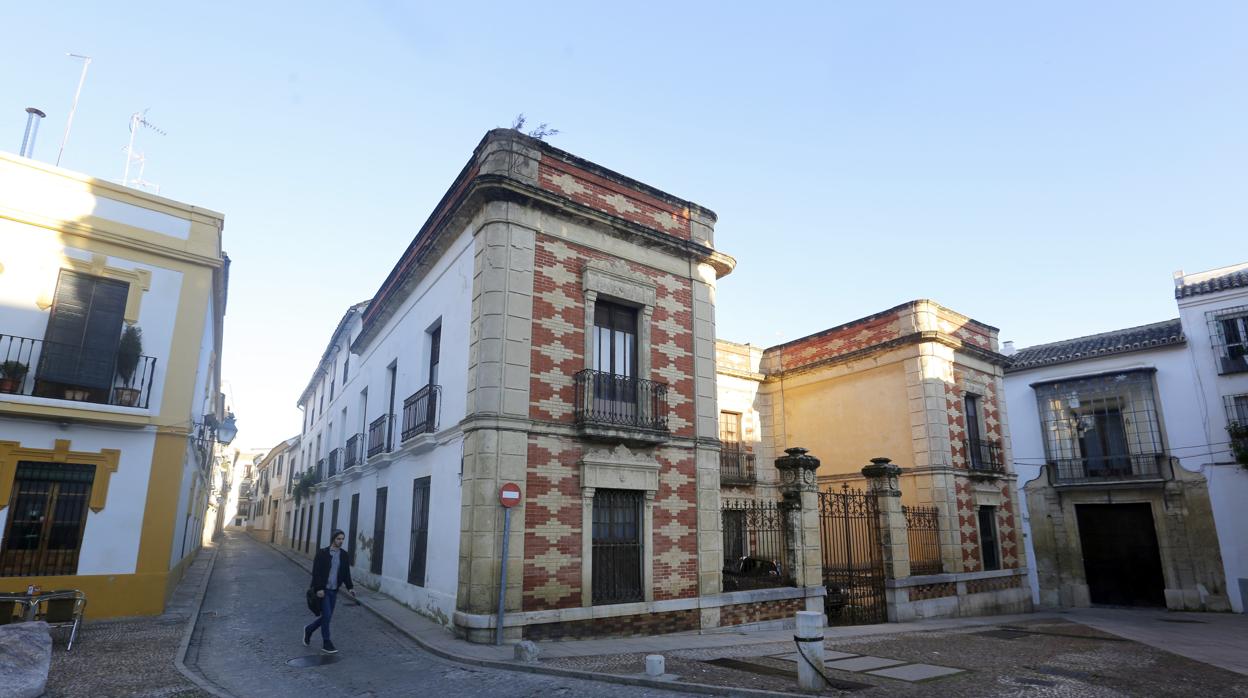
[322,641,338,655]
[302,626,312,647]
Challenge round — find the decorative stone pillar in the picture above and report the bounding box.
[775,447,823,590]
[861,457,911,581]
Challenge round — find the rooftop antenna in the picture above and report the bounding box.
[122,109,165,191]
[56,54,93,167]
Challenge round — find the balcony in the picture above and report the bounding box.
[367,415,392,458]
[344,433,363,469]
[720,445,756,486]
[401,384,440,442]
[0,333,157,409]
[573,369,669,443]
[327,448,342,478]
[1049,453,1172,486]
[965,438,1005,474]
[316,458,325,481]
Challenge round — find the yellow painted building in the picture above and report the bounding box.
[0,152,228,617]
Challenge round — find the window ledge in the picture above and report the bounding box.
[575,422,670,445]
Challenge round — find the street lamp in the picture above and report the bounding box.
[194,412,239,448]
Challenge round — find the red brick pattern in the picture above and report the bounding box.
[909,582,958,601]
[719,597,806,626]
[652,446,698,601]
[538,158,692,239]
[955,479,981,573]
[529,234,696,437]
[768,312,903,373]
[965,575,1022,594]
[937,314,995,351]
[523,435,584,611]
[946,367,1004,470]
[522,608,700,641]
[997,481,1020,569]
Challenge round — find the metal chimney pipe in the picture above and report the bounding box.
[20,107,46,158]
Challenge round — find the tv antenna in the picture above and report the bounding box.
[122,109,166,192]
[55,53,93,167]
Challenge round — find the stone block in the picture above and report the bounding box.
[0,622,51,698]
[514,640,540,662]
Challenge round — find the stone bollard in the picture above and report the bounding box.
[645,654,665,677]
[514,640,540,663]
[794,611,827,691]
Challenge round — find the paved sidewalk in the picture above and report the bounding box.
[1059,606,1248,675]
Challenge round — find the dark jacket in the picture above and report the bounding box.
[310,546,354,593]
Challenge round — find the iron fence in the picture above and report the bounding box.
[819,485,887,625]
[1049,453,1170,485]
[367,415,390,458]
[721,498,794,591]
[344,433,363,468]
[327,448,342,478]
[0,333,157,409]
[573,369,668,432]
[401,384,440,441]
[902,505,943,576]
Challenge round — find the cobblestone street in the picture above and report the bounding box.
[185,531,696,697]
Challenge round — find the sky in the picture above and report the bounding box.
[3,2,1245,450]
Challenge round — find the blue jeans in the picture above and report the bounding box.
[305,589,337,645]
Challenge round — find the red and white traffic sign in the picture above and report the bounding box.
[499,482,522,508]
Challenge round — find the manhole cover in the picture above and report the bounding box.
[1157,618,1207,624]
[288,654,341,667]
[975,629,1029,640]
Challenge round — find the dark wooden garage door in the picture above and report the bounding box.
[1075,503,1166,607]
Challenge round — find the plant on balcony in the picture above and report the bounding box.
[293,468,321,505]
[0,360,28,394]
[1228,421,1248,469]
[114,325,144,406]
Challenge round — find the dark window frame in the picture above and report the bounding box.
[977,506,1001,571]
[408,477,431,586]
[591,488,644,605]
[372,487,388,575]
[0,462,95,577]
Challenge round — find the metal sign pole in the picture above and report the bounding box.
[495,506,511,646]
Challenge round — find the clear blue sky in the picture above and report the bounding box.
[5,2,1245,449]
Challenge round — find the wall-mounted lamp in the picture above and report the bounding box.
[194,412,239,448]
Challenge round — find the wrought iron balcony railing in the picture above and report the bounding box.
[367,415,392,458]
[573,369,668,433]
[0,333,157,409]
[327,448,342,478]
[316,458,325,481]
[965,438,1005,473]
[401,384,440,442]
[344,433,363,469]
[1049,453,1171,486]
[720,445,756,486]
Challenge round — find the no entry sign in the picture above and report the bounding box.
[499,482,522,508]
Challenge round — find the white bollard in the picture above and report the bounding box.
[645,654,665,677]
[794,610,827,691]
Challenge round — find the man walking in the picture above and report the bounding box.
[304,529,356,654]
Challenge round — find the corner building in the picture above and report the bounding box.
[297,130,736,642]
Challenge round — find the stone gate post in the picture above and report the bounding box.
[861,457,911,581]
[775,447,824,599]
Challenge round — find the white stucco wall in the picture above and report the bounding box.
[1004,343,1204,607]
[298,225,474,624]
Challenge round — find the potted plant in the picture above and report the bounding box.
[113,325,144,406]
[1229,421,1248,469]
[0,360,28,394]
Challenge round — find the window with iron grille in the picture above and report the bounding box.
[1226,394,1248,425]
[347,494,360,561]
[977,506,1001,571]
[1033,370,1165,482]
[0,462,95,577]
[408,477,430,586]
[592,489,643,605]
[1209,306,1248,375]
[372,487,388,575]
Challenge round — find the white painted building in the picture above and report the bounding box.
[0,152,229,617]
[1005,261,1248,613]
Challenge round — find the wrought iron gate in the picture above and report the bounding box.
[818,484,887,625]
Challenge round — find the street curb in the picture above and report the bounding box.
[265,539,819,698]
[173,542,235,698]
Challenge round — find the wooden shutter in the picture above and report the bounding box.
[408,477,430,586]
[39,270,129,390]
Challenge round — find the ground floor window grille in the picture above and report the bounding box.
[977,506,1000,571]
[721,499,793,590]
[592,489,643,605]
[0,462,94,577]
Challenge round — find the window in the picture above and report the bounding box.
[342,355,349,385]
[36,270,130,402]
[372,487,388,575]
[0,462,95,577]
[719,411,741,445]
[329,373,335,401]
[315,502,324,551]
[331,499,340,539]
[591,489,643,605]
[429,325,441,386]
[977,506,1001,571]
[347,493,360,562]
[594,301,637,378]
[1034,371,1165,482]
[963,394,998,471]
[408,477,430,586]
[1210,306,1248,374]
[1227,394,1248,425]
